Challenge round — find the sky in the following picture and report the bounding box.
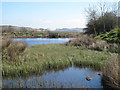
[1,0,119,30]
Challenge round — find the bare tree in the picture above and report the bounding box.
[85,5,98,35]
[85,2,118,35]
[118,1,120,28]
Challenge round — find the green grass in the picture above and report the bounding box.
[2,44,116,77]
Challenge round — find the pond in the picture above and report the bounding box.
[2,66,103,88]
[12,38,70,46]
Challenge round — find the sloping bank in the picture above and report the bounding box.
[2,44,116,77]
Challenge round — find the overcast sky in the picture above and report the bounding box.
[1,0,119,30]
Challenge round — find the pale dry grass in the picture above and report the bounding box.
[66,35,119,53]
[102,55,120,88]
[66,35,109,51]
[2,39,27,61]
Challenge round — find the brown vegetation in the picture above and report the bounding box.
[102,55,120,88]
[66,35,119,53]
[2,39,27,61]
[66,35,107,51]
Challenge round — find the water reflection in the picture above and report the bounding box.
[3,66,103,88]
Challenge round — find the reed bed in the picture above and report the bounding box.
[2,44,116,77]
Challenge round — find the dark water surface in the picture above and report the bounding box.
[3,66,103,88]
[12,38,70,46]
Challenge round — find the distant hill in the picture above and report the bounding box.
[0,25,47,33]
[56,28,83,32]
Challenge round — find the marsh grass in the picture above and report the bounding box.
[2,44,116,77]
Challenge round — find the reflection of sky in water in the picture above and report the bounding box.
[3,66,103,88]
[12,38,70,46]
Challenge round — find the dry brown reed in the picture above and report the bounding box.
[66,35,119,53]
[2,39,27,61]
[102,55,120,88]
[66,35,109,51]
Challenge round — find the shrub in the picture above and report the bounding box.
[48,32,59,38]
[66,35,109,51]
[107,43,119,53]
[2,39,27,61]
[88,40,109,51]
[66,34,119,53]
[66,35,96,47]
[2,39,12,49]
[102,55,120,88]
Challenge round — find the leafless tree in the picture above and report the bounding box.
[85,2,118,35]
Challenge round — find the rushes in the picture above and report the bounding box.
[2,44,115,77]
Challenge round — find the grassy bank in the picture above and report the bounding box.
[2,44,116,77]
[2,30,80,38]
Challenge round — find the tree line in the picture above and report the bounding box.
[85,2,120,35]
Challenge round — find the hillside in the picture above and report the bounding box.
[0,25,46,33]
[56,28,83,32]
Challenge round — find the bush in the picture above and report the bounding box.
[66,35,109,51]
[89,40,109,51]
[102,55,120,88]
[66,35,95,46]
[48,32,59,38]
[66,34,119,53]
[2,39,27,61]
[107,43,119,53]
[2,39,12,49]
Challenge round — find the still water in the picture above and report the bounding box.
[12,38,70,46]
[3,38,103,88]
[3,66,103,88]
